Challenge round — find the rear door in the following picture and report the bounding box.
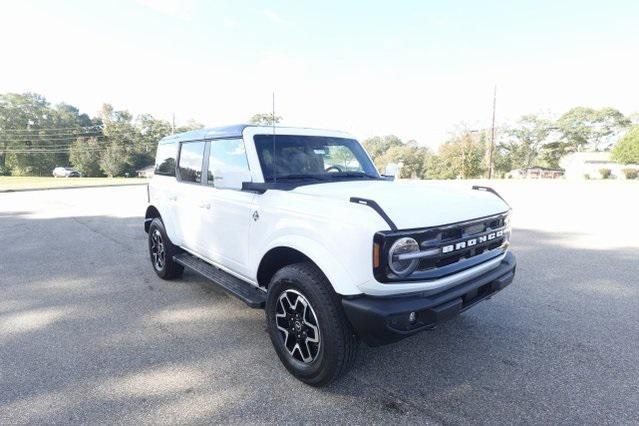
[174,140,208,253]
[198,138,256,279]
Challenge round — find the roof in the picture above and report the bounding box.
[157,124,353,145]
[159,124,251,144]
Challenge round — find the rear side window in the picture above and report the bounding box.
[178,141,206,183]
[207,138,250,186]
[155,143,177,176]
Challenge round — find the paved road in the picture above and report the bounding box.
[1,183,637,424]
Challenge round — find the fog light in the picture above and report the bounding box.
[408,311,416,323]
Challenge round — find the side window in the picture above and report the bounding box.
[178,141,206,183]
[155,143,177,176]
[207,138,249,186]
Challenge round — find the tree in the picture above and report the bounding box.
[362,135,404,162]
[375,141,431,178]
[0,93,99,176]
[611,126,639,164]
[100,140,129,177]
[69,137,103,176]
[176,119,204,133]
[503,115,553,169]
[557,107,630,152]
[134,114,172,170]
[100,104,136,176]
[249,113,282,126]
[429,132,486,179]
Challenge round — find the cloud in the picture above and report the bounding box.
[135,0,194,21]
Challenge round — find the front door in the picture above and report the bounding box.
[198,138,256,279]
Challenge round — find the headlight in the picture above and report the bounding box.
[388,237,420,277]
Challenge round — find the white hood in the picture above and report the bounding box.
[291,180,510,230]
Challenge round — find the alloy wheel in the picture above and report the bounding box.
[275,289,321,363]
[151,229,166,271]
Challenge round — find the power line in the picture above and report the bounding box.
[0,125,103,133]
[0,135,104,143]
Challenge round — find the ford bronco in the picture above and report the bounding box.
[144,125,516,386]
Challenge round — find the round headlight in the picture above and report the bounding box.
[388,237,420,277]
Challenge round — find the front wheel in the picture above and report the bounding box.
[266,263,358,386]
[147,218,183,279]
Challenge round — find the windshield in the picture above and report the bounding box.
[254,135,380,182]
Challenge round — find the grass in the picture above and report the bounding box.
[0,176,149,192]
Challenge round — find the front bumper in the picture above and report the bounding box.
[341,252,516,346]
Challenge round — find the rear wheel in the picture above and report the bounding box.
[266,263,357,386]
[148,218,183,279]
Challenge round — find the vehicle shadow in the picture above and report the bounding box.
[0,211,637,424]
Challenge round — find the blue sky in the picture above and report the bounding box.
[2,0,638,147]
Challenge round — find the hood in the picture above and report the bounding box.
[291,180,509,230]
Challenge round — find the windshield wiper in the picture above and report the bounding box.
[329,172,381,180]
[275,174,329,181]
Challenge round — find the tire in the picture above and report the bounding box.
[148,218,184,280]
[265,262,358,386]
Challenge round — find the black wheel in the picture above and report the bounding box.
[266,262,358,386]
[148,218,184,279]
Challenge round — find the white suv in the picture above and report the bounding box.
[145,125,516,386]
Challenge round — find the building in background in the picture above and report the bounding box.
[505,167,564,179]
[560,152,639,179]
[136,165,155,178]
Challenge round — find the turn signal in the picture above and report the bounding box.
[373,243,380,268]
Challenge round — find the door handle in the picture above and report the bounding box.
[199,203,211,209]
[168,195,177,201]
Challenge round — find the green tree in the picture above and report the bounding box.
[133,114,172,170]
[100,104,136,175]
[176,119,205,133]
[557,107,630,152]
[611,126,639,164]
[248,113,282,126]
[100,140,129,177]
[362,135,404,162]
[430,132,486,179]
[69,137,103,176]
[375,141,431,178]
[503,115,553,169]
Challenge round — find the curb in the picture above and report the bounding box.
[0,182,148,194]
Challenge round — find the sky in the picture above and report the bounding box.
[1,0,638,148]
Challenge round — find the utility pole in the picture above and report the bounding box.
[172,113,176,134]
[488,85,497,179]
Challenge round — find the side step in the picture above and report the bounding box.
[173,253,266,308]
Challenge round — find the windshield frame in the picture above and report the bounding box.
[252,134,381,183]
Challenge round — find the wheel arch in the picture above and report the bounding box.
[144,205,161,233]
[255,240,361,296]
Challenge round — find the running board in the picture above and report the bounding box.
[173,253,266,308]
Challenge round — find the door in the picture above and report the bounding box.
[174,140,208,253]
[198,138,256,278]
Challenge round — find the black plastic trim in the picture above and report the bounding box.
[342,252,516,346]
[472,185,510,207]
[373,211,510,282]
[350,197,397,230]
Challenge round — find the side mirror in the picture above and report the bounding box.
[383,163,400,180]
[212,168,252,190]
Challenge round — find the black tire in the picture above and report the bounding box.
[265,262,358,386]
[148,218,184,280]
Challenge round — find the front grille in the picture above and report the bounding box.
[417,236,505,271]
[412,213,509,273]
[374,211,511,283]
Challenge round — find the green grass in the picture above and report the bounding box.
[0,176,149,191]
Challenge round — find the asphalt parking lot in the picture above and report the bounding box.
[1,181,638,424]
